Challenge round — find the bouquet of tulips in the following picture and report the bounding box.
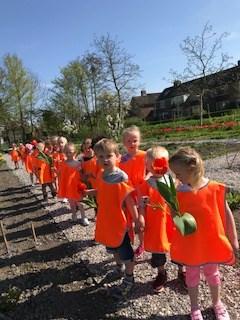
[152,158,197,236]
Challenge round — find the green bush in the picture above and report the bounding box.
[227,192,240,211]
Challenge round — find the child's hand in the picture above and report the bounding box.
[134,215,145,233]
[232,239,239,252]
[139,196,149,209]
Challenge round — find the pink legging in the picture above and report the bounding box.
[186,264,221,288]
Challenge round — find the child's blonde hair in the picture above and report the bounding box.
[169,147,204,187]
[64,142,76,154]
[50,135,59,145]
[122,125,141,141]
[94,138,119,156]
[146,145,169,161]
[58,136,68,145]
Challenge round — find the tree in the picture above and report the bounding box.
[2,54,39,141]
[93,34,140,130]
[50,59,95,131]
[171,22,232,125]
[25,73,41,137]
[81,53,104,129]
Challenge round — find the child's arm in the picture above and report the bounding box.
[137,196,149,232]
[84,189,97,197]
[225,201,239,251]
[125,193,143,233]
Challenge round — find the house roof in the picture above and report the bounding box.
[160,64,240,100]
[131,93,161,107]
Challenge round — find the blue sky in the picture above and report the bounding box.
[0,0,240,94]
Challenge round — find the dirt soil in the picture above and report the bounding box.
[0,163,110,320]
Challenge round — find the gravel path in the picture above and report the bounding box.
[1,152,240,320]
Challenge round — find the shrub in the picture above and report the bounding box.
[227,192,240,211]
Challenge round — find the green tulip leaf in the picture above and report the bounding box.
[173,212,197,236]
[168,175,177,198]
[156,180,178,211]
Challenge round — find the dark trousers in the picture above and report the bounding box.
[42,183,56,200]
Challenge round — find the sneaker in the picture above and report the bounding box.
[106,264,125,281]
[190,309,203,320]
[111,275,134,299]
[152,270,167,293]
[213,303,230,320]
[134,244,144,258]
[80,217,89,226]
[178,270,187,289]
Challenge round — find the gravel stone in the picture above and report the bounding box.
[1,152,239,320]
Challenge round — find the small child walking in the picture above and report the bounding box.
[35,142,56,203]
[57,143,89,225]
[9,143,20,170]
[92,138,140,299]
[169,147,239,320]
[119,125,146,258]
[138,146,184,293]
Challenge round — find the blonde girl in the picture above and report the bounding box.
[169,147,238,320]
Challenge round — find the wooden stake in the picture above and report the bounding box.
[31,222,38,244]
[0,221,10,254]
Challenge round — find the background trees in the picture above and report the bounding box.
[0,34,141,143]
[0,54,40,142]
[171,22,232,125]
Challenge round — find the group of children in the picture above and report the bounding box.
[9,126,239,320]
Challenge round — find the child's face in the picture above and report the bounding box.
[84,139,92,149]
[65,146,76,160]
[170,163,193,185]
[37,143,45,152]
[59,138,67,151]
[52,143,59,151]
[96,150,118,171]
[123,132,140,154]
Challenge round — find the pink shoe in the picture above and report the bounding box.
[213,303,230,320]
[134,244,144,258]
[190,309,203,320]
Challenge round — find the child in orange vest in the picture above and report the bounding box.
[9,143,20,169]
[35,142,56,203]
[91,138,140,299]
[18,143,26,166]
[81,138,101,190]
[56,136,68,202]
[58,143,89,225]
[119,126,146,258]
[169,147,238,320]
[138,146,183,293]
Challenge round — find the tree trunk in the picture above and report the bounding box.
[200,94,203,126]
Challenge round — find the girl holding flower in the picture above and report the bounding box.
[169,147,238,320]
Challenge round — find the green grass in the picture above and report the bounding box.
[138,111,240,142]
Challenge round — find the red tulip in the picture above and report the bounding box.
[78,182,87,192]
[152,157,169,175]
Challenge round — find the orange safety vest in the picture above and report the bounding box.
[18,146,26,161]
[95,172,134,248]
[10,150,20,162]
[51,151,65,171]
[139,180,172,253]
[170,181,235,266]
[24,152,33,173]
[81,156,101,189]
[57,162,84,201]
[35,158,53,184]
[119,150,146,189]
